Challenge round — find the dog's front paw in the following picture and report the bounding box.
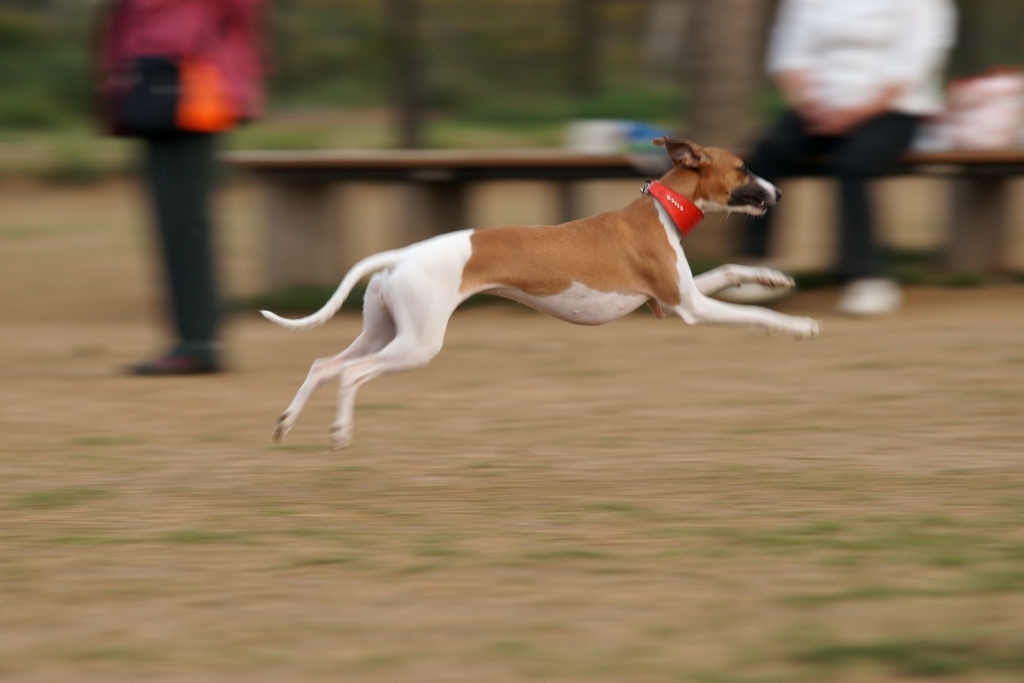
[790,317,821,340]
[751,267,795,290]
[273,411,294,444]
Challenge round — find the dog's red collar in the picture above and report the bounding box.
[642,181,704,237]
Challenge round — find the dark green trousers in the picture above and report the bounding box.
[143,133,219,355]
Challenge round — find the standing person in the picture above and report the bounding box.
[97,0,268,373]
[723,0,957,315]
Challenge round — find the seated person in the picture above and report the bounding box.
[727,0,957,315]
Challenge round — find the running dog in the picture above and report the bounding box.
[262,138,819,448]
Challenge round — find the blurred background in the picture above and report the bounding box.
[2,0,1023,164]
[4,0,1024,301]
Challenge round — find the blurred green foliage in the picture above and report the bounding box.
[1,0,1023,135]
[0,7,92,129]
[270,0,678,124]
[948,0,1024,78]
[0,0,679,133]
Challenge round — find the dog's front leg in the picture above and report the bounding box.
[693,264,794,297]
[674,290,819,339]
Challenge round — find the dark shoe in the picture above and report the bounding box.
[128,353,221,376]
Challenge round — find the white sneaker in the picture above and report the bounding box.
[837,278,901,316]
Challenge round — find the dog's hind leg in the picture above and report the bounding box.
[274,274,397,444]
[329,330,446,449]
[329,269,456,449]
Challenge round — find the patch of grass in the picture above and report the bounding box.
[792,520,845,535]
[786,249,1009,289]
[427,118,564,149]
[588,501,647,515]
[551,368,613,378]
[939,272,988,288]
[265,443,330,452]
[464,460,500,470]
[40,144,111,185]
[344,652,408,671]
[160,529,252,544]
[271,527,339,539]
[692,518,1001,570]
[0,225,38,239]
[284,554,360,568]
[781,585,950,607]
[834,361,893,370]
[231,119,392,151]
[732,522,844,551]
[973,569,1024,593]
[13,487,110,509]
[396,562,443,575]
[409,532,469,559]
[413,545,466,558]
[485,639,549,661]
[794,638,1024,676]
[460,87,680,127]
[67,645,170,664]
[520,547,618,563]
[727,423,831,436]
[70,435,144,446]
[50,534,143,545]
[865,392,911,401]
[888,249,989,288]
[358,402,410,411]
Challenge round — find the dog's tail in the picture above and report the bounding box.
[260,249,405,331]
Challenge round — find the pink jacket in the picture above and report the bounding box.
[99,0,268,121]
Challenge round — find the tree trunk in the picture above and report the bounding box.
[567,0,599,98]
[385,0,425,148]
[679,0,775,259]
[949,0,1024,78]
[683,0,775,151]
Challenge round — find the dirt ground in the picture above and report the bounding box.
[3,179,1024,682]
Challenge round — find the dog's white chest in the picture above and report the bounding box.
[492,282,648,325]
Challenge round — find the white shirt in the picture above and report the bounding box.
[767,0,958,115]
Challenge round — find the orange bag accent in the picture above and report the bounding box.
[175,58,238,133]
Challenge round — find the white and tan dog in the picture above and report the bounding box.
[262,138,819,449]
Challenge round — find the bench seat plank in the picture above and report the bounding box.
[226,148,1024,287]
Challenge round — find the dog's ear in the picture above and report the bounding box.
[654,137,711,169]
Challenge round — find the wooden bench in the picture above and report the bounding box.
[836,149,1024,274]
[226,147,1024,288]
[226,149,674,288]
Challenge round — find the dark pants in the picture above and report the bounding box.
[143,133,219,354]
[743,110,919,279]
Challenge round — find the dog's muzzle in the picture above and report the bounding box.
[728,178,781,215]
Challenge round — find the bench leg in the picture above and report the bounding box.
[395,181,467,245]
[422,181,467,235]
[264,180,343,289]
[558,181,582,223]
[948,176,1008,273]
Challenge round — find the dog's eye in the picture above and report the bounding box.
[739,164,749,174]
